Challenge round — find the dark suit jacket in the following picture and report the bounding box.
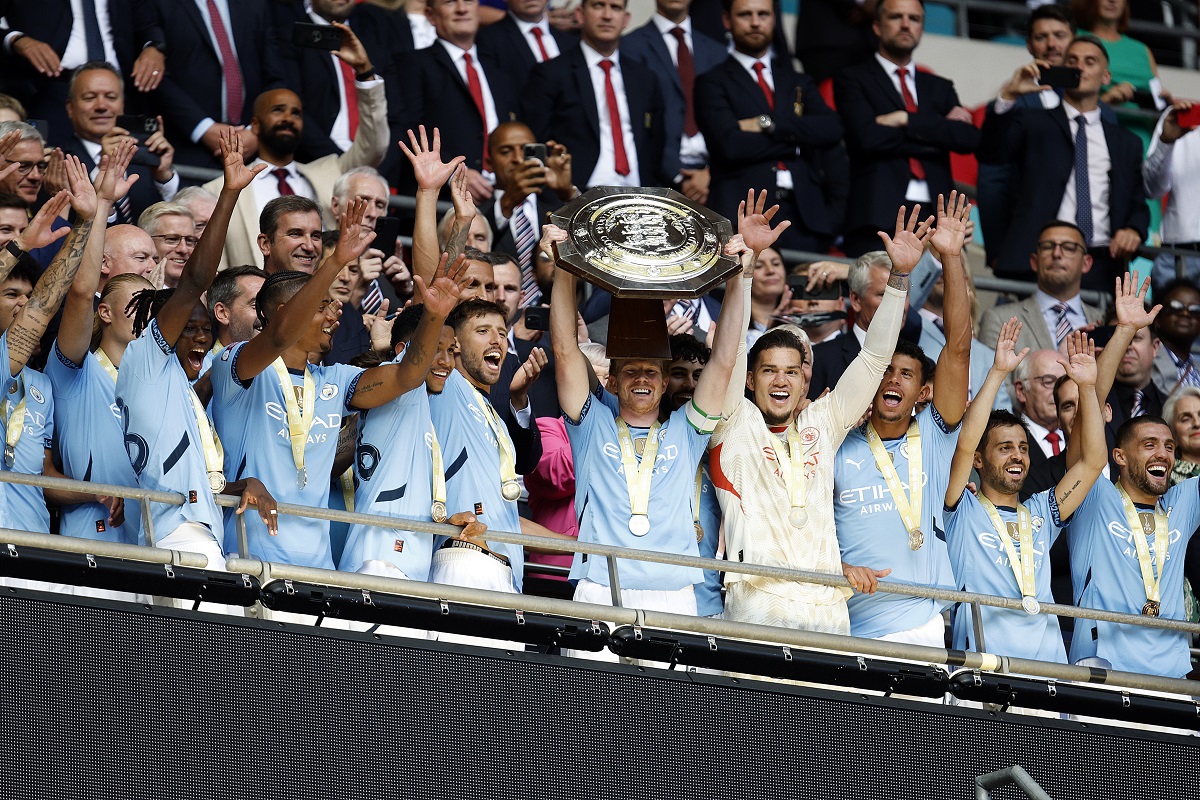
[696,56,843,238]
[793,0,875,83]
[61,136,164,223]
[978,101,1149,280]
[807,310,924,399]
[520,45,667,188]
[493,335,561,424]
[151,0,286,167]
[620,20,725,180]
[833,59,979,241]
[476,14,578,89]
[479,194,563,268]
[396,42,519,191]
[271,0,411,165]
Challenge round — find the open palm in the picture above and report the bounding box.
[992,317,1029,375]
[1113,273,1160,329]
[736,188,790,254]
[400,126,464,192]
[929,191,971,257]
[878,204,933,273]
[221,127,266,191]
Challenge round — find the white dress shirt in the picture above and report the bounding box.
[730,49,792,190]
[1034,289,1086,345]
[491,188,538,237]
[875,52,930,203]
[513,14,560,63]
[307,5,384,153]
[1022,414,1061,458]
[438,39,499,141]
[3,0,118,69]
[581,43,641,187]
[651,13,707,170]
[1144,108,1200,245]
[250,159,318,211]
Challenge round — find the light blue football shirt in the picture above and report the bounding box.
[694,460,723,617]
[945,488,1067,663]
[428,369,525,591]
[115,319,224,542]
[46,344,144,545]
[834,403,959,638]
[0,367,53,533]
[1067,477,1199,678]
[209,341,363,569]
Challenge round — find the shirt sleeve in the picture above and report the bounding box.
[828,284,907,433]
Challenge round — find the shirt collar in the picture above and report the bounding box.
[512,13,549,35]
[1021,414,1055,442]
[438,38,479,62]
[1064,103,1102,125]
[875,51,913,75]
[581,40,619,68]
[80,138,103,162]
[252,158,299,180]
[652,14,690,36]
[1034,289,1085,319]
[730,49,767,75]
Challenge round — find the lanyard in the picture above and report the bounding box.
[615,418,661,536]
[95,348,119,382]
[865,420,924,549]
[692,462,704,543]
[470,386,520,502]
[779,423,809,527]
[2,375,26,468]
[270,358,316,489]
[977,495,1039,613]
[187,385,225,493]
[429,424,448,522]
[1117,484,1170,615]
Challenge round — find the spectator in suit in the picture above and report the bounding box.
[696,0,843,254]
[173,185,217,237]
[1104,321,1165,475]
[137,201,194,288]
[689,0,788,54]
[978,36,1148,289]
[202,63,389,269]
[1013,349,1068,475]
[477,0,578,87]
[59,62,178,224]
[521,0,668,189]
[833,0,979,258]
[151,0,286,168]
[397,0,519,201]
[329,166,401,315]
[257,195,324,276]
[978,221,1106,358]
[1152,279,1200,397]
[622,0,725,203]
[480,121,578,307]
[0,0,166,134]
[793,0,875,84]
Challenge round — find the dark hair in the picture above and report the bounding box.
[893,339,935,384]
[669,333,710,365]
[1069,32,1112,63]
[1159,278,1200,301]
[979,409,1032,451]
[68,60,122,99]
[0,192,27,211]
[1070,0,1127,33]
[463,246,512,267]
[447,298,508,332]
[259,195,321,240]
[255,270,309,327]
[1115,414,1171,450]
[1026,4,1073,37]
[127,288,176,338]
[93,273,153,351]
[207,265,267,317]
[391,303,425,351]
[1052,373,1075,408]
[321,229,340,250]
[748,327,807,371]
[2,257,39,290]
[1037,219,1087,244]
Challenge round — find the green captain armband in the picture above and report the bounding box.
[686,399,723,434]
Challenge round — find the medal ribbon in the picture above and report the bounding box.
[470,387,518,491]
[615,418,661,518]
[2,375,27,462]
[429,424,447,510]
[1117,485,1169,605]
[692,462,703,530]
[779,423,807,515]
[977,496,1037,600]
[94,348,119,382]
[270,358,316,485]
[187,385,224,481]
[865,420,923,538]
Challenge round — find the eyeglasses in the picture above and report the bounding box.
[3,159,48,175]
[151,234,198,248]
[1022,374,1061,390]
[1035,240,1085,255]
[1165,299,1200,317]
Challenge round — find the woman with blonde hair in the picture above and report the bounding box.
[1163,385,1200,485]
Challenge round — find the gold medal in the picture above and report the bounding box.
[866,421,925,552]
[1118,485,1169,621]
[908,528,924,550]
[1142,600,1161,617]
[694,522,704,543]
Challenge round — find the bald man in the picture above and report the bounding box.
[101,225,159,292]
[1014,349,1068,478]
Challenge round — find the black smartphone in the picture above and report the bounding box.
[786,272,842,301]
[523,142,548,165]
[523,305,551,331]
[1089,324,1116,349]
[372,216,402,256]
[1040,67,1081,90]
[115,115,158,141]
[27,119,49,141]
[1131,88,1161,110]
[292,21,343,50]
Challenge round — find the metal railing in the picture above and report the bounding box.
[2,469,1198,698]
[976,766,1053,800]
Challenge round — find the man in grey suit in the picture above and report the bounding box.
[620,0,725,204]
[979,219,1106,357]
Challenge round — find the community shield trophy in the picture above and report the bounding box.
[550,186,739,359]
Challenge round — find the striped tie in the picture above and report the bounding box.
[513,207,542,307]
[1131,389,1145,419]
[362,279,384,315]
[1052,302,1071,348]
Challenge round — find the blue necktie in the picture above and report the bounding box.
[1073,116,1093,246]
[81,1,107,62]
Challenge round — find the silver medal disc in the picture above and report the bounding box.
[629,514,650,536]
[208,471,227,494]
[1021,596,1041,615]
[296,467,308,490]
[789,507,809,528]
[501,480,521,502]
[430,501,447,523]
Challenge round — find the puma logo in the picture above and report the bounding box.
[844,457,866,469]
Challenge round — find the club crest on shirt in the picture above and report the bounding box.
[800,426,819,447]
[28,386,43,404]
[221,349,231,361]
[1031,516,1044,531]
[320,383,338,401]
[899,441,910,459]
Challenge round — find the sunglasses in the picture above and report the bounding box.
[1165,299,1200,317]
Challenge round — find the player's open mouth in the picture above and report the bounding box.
[1005,464,1025,477]
[186,348,205,371]
[431,368,450,379]
[769,390,790,401]
[1147,464,1169,478]
[483,349,502,368]
[882,390,903,408]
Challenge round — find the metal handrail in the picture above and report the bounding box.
[976,766,1053,800]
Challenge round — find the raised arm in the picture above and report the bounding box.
[547,224,590,422]
[1055,331,1105,519]
[829,204,932,431]
[0,192,70,286]
[350,254,468,409]
[945,317,1030,508]
[930,192,973,427]
[156,128,266,346]
[234,199,376,381]
[399,126,464,286]
[58,142,139,365]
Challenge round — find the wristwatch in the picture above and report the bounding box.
[5,240,25,260]
[757,114,775,133]
[143,41,167,54]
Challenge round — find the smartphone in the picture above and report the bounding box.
[292,21,343,50]
[373,216,402,256]
[26,119,49,141]
[115,115,158,141]
[1131,88,1163,110]
[1089,325,1116,349]
[1178,105,1200,129]
[523,142,548,166]
[786,272,842,301]
[523,305,551,331]
[1040,67,1081,90]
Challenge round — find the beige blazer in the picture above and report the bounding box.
[978,293,1106,354]
[203,79,389,269]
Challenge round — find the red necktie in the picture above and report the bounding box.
[530,26,551,62]
[1045,430,1061,456]
[896,66,926,180]
[752,62,786,173]
[463,51,489,167]
[599,59,630,177]
[206,0,244,123]
[338,58,360,140]
[670,27,698,137]
[273,168,295,196]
